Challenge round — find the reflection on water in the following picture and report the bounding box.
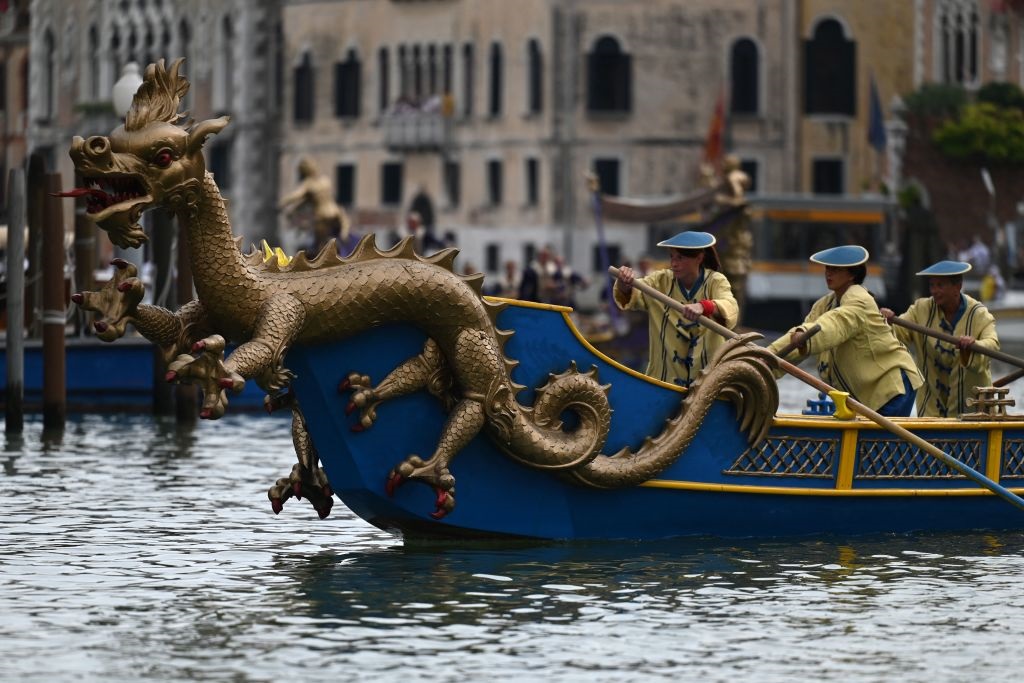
[4,414,1024,681]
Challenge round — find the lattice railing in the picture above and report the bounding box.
[725,436,837,478]
[1001,439,1024,479]
[856,438,983,479]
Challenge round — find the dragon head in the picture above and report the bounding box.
[60,59,229,248]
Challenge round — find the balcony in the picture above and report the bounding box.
[382,109,451,152]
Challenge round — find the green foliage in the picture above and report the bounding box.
[977,81,1024,110]
[932,102,1024,163]
[902,83,967,120]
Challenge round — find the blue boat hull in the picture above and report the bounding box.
[1,337,268,412]
[287,301,1024,541]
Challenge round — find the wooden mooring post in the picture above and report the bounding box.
[42,173,66,431]
[5,169,26,434]
[175,218,198,421]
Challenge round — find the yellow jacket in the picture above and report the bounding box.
[892,294,998,417]
[768,284,923,411]
[615,268,738,387]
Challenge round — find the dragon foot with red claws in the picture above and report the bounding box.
[338,372,381,431]
[70,258,145,341]
[165,334,245,419]
[385,455,457,519]
[268,463,335,519]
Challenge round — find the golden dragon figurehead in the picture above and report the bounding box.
[60,59,228,248]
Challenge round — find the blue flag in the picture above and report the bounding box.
[868,74,887,151]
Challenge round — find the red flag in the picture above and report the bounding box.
[703,88,726,168]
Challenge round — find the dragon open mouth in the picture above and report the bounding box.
[54,175,152,248]
[56,175,149,214]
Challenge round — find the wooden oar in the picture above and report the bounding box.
[890,317,1024,371]
[608,266,1024,512]
[994,368,1024,388]
[774,324,821,360]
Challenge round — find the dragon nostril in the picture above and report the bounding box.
[86,136,109,154]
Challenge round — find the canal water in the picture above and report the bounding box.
[4,371,1024,681]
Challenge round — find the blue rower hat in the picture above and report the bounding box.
[916,260,972,276]
[656,230,717,250]
[809,245,869,267]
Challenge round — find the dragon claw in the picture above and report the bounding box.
[385,457,457,518]
[385,471,403,496]
[430,489,455,520]
[345,401,356,415]
[166,335,243,419]
[73,263,144,342]
[268,464,335,518]
[337,378,351,392]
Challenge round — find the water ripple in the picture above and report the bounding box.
[4,414,1024,682]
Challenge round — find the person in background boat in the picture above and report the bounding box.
[278,157,351,255]
[548,255,589,308]
[960,236,992,274]
[980,264,1006,302]
[879,260,998,418]
[486,260,521,299]
[613,231,738,387]
[519,245,557,303]
[768,245,923,416]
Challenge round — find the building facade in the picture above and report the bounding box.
[23,0,1024,306]
[0,0,29,220]
[27,0,283,247]
[280,0,801,299]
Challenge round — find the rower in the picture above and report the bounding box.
[880,260,1000,418]
[767,245,923,416]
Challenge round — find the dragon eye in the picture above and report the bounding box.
[154,149,174,167]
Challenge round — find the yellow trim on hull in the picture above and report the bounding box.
[987,429,1004,481]
[641,479,1024,497]
[836,428,858,489]
[772,414,1024,430]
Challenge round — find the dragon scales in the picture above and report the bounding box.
[61,59,779,520]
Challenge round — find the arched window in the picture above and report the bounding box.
[443,44,453,94]
[109,25,121,85]
[378,47,389,114]
[143,22,154,66]
[412,44,422,100]
[294,52,314,123]
[489,41,502,117]
[587,36,631,113]
[428,44,437,95]
[804,19,855,115]
[730,38,759,115]
[936,0,979,84]
[128,26,138,63]
[397,45,408,98]
[462,42,474,117]
[527,38,542,114]
[334,48,361,119]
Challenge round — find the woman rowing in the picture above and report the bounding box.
[767,245,923,416]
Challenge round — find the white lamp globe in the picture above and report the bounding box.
[112,62,144,118]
